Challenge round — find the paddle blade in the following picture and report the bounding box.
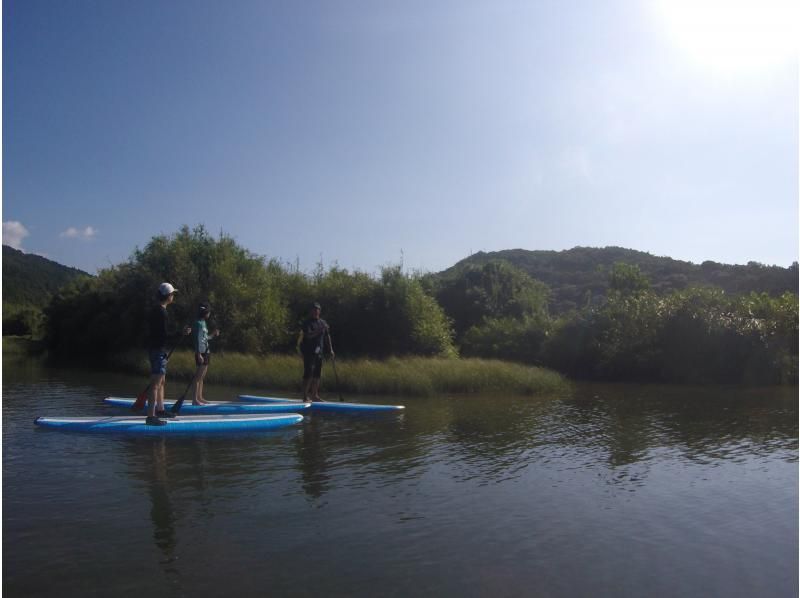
[131,386,150,411]
[170,378,195,414]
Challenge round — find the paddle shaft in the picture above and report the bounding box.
[170,374,198,414]
[327,332,344,402]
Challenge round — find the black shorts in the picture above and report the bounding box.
[195,353,210,367]
[303,353,323,380]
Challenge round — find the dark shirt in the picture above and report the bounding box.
[148,305,169,351]
[300,318,329,356]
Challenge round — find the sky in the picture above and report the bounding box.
[3,0,798,275]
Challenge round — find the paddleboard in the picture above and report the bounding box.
[34,413,304,434]
[238,394,405,412]
[104,396,311,415]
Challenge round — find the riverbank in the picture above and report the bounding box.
[3,337,568,397]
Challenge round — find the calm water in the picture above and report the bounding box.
[3,358,798,598]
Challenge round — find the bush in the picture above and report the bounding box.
[461,315,549,363]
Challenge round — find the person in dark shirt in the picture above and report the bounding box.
[146,282,191,425]
[296,302,334,402]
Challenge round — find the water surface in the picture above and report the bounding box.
[3,360,797,597]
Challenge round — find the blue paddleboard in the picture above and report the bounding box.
[238,394,405,412]
[34,413,304,434]
[104,396,310,415]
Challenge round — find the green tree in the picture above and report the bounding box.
[608,262,650,295]
[44,226,291,356]
[434,260,550,339]
[369,266,456,357]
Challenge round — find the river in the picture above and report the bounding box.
[3,358,797,597]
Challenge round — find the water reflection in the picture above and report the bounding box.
[148,439,179,568]
[295,416,330,500]
[4,361,797,598]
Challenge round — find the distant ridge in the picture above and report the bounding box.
[2,245,91,308]
[436,246,799,313]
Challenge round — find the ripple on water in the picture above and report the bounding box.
[3,372,798,598]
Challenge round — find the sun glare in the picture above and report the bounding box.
[655,0,798,74]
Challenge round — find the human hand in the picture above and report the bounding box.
[183,326,192,335]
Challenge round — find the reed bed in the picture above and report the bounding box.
[109,350,568,397]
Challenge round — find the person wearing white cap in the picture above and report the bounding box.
[145,282,191,425]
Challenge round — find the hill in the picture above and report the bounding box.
[3,245,91,335]
[435,246,798,313]
[3,245,90,308]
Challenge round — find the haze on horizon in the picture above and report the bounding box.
[3,0,798,275]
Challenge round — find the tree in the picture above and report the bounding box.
[44,226,292,356]
[433,260,550,339]
[608,262,650,295]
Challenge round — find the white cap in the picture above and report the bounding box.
[158,282,178,296]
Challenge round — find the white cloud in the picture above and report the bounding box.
[60,226,98,240]
[3,221,30,250]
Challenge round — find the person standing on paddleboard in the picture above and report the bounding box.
[297,302,334,402]
[189,302,220,405]
[146,283,191,425]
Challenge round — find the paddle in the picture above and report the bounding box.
[130,341,183,411]
[327,332,345,402]
[170,376,197,414]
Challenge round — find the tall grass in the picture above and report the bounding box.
[107,350,568,397]
[1,336,46,357]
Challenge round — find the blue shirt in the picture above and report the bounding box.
[192,319,211,354]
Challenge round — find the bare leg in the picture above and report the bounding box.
[311,378,321,401]
[197,365,208,405]
[303,378,313,401]
[189,368,200,405]
[156,381,166,413]
[148,374,165,417]
[193,366,209,404]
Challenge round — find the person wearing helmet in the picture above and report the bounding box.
[296,302,334,402]
[189,302,220,405]
[146,282,191,425]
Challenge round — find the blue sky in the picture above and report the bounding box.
[3,0,798,275]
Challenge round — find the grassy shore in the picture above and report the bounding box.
[109,350,569,397]
[3,337,568,397]
[1,336,46,356]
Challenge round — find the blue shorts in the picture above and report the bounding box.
[149,350,168,375]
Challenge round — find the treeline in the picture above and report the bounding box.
[44,226,455,360]
[41,226,798,385]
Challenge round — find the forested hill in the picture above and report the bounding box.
[437,246,799,313]
[2,245,90,308]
